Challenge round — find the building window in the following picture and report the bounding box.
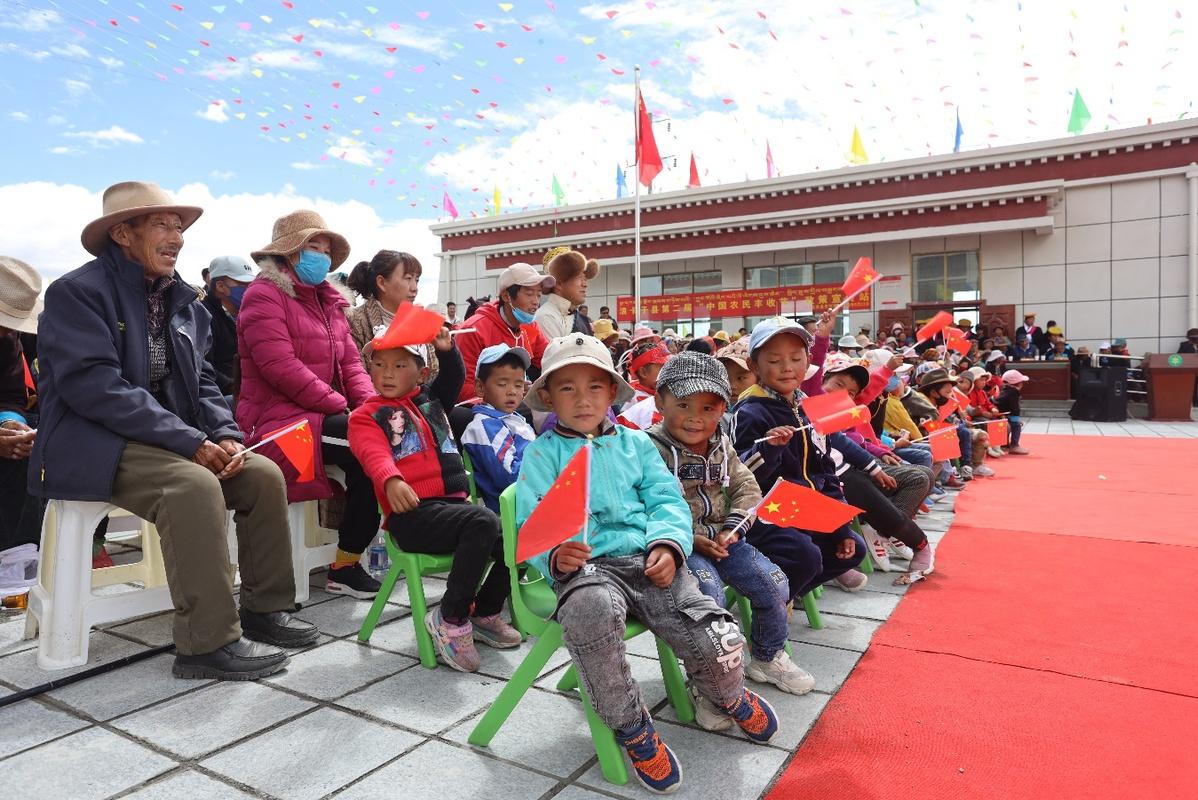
[745,261,846,291]
[912,251,980,303]
[641,275,663,297]
[692,270,722,293]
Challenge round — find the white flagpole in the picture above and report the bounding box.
[634,64,643,330]
[228,418,308,461]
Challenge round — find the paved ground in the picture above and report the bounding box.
[1020,415,1198,438]
[0,423,1192,799]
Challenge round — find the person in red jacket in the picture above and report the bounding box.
[349,326,517,672]
[455,262,554,402]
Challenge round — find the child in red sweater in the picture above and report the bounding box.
[348,327,518,672]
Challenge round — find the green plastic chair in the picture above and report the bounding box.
[461,449,481,505]
[852,517,875,574]
[469,485,695,786]
[724,586,797,652]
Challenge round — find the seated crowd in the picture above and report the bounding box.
[2,181,1041,795]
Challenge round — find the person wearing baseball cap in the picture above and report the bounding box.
[203,255,256,398]
[459,343,536,513]
[991,369,1030,454]
[519,336,778,787]
[645,351,819,697]
[455,262,555,402]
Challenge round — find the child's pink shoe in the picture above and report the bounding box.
[470,613,522,648]
[425,608,481,672]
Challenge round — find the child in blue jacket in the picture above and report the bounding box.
[517,334,779,794]
[460,344,537,512]
[731,317,868,594]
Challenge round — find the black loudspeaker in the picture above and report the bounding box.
[1069,366,1128,422]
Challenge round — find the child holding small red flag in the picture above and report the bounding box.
[731,318,869,593]
[517,334,778,794]
[349,326,519,673]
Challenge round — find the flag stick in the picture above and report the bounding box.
[827,279,875,315]
[633,64,643,331]
[228,419,308,461]
[909,426,960,444]
[754,423,812,444]
[447,328,476,335]
[582,436,593,548]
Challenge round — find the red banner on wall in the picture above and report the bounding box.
[617,282,871,322]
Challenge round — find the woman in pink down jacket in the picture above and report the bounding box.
[237,210,381,600]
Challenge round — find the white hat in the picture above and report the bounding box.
[966,366,990,382]
[986,350,1007,363]
[0,256,44,334]
[837,334,860,349]
[207,255,256,283]
[1002,369,1030,385]
[864,347,912,375]
[497,262,555,294]
[527,333,634,411]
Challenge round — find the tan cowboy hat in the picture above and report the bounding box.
[0,256,43,334]
[251,209,350,269]
[80,181,203,257]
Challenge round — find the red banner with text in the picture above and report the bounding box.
[617,283,872,322]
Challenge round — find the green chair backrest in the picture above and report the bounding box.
[461,449,480,504]
[499,484,551,636]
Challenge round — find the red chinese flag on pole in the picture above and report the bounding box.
[756,480,862,533]
[989,418,1010,446]
[800,389,855,422]
[21,354,35,392]
[261,419,316,482]
[370,301,446,351]
[840,257,879,299]
[915,311,954,344]
[923,422,961,460]
[937,395,959,421]
[945,325,972,355]
[687,152,700,189]
[636,89,663,187]
[516,445,591,563]
[811,404,872,435]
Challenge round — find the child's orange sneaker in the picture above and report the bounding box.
[617,712,683,794]
[725,688,779,744]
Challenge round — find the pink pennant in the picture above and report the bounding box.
[416,11,430,20]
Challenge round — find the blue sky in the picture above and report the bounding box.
[1,0,1194,291]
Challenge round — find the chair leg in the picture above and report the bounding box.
[655,638,694,724]
[801,591,823,630]
[813,585,823,598]
[358,560,403,643]
[469,623,564,747]
[859,546,874,574]
[578,680,630,786]
[556,663,579,691]
[402,564,437,669]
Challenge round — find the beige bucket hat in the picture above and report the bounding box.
[527,333,634,411]
[80,181,203,257]
[0,256,43,334]
[251,210,350,269]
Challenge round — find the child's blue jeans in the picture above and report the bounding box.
[1008,415,1023,446]
[745,520,866,599]
[955,421,973,463]
[686,539,790,662]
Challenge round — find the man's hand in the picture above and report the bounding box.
[763,426,796,446]
[193,439,232,475]
[215,440,246,480]
[887,354,904,371]
[384,477,421,514]
[836,536,857,560]
[551,540,592,575]
[0,426,35,460]
[872,469,898,491]
[693,535,729,561]
[644,544,678,587]
[432,326,453,352]
[815,308,837,338]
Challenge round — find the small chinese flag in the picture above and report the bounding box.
[636,89,663,187]
[811,404,871,435]
[370,301,445,351]
[687,152,701,189]
[841,257,879,299]
[990,418,1010,447]
[801,389,855,422]
[945,326,972,355]
[262,419,315,482]
[937,395,959,421]
[516,444,591,562]
[756,480,862,533]
[21,354,35,392]
[915,311,953,344]
[924,421,961,461]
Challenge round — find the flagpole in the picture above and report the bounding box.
[634,64,643,330]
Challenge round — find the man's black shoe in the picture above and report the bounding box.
[173,637,289,681]
[239,609,321,649]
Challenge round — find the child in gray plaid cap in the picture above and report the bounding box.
[646,352,817,728]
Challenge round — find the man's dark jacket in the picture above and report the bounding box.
[201,289,238,395]
[29,246,240,501]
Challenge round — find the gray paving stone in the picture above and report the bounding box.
[294,595,409,637]
[201,706,422,800]
[2,726,175,800]
[0,697,89,755]
[444,686,602,778]
[335,739,558,800]
[658,681,832,752]
[789,612,882,653]
[337,660,505,734]
[122,769,257,799]
[379,574,449,607]
[552,787,615,800]
[0,630,148,689]
[810,586,901,621]
[0,614,36,657]
[786,642,863,694]
[111,681,314,758]
[264,639,415,701]
[474,634,575,681]
[539,652,670,713]
[47,653,206,721]
[577,716,789,799]
[105,612,174,647]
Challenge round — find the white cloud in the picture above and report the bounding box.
[290,161,324,171]
[62,78,90,98]
[199,102,229,123]
[48,146,77,156]
[324,136,381,167]
[0,182,442,303]
[209,170,236,181]
[98,56,123,69]
[1,8,61,32]
[9,111,28,122]
[63,125,144,147]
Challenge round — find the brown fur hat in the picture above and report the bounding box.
[543,246,600,283]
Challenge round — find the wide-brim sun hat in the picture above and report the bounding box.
[716,338,752,371]
[527,333,634,411]
[592,318,617,340]
[81,181,203,257]
[251,209,350,269]
[966,366,990,382]
[917,367,955,390]
[0,256,44,334]
[864,347,912,375]
[986,350,1007,363]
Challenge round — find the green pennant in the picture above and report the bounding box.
[552,174,565,206]
[1067,89,1091,134]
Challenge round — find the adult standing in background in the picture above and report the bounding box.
[445,301,460,328]
[535,246,599,338]
[203,255,256,401]
[238,210,382,600]
[1016,312,1047,353]
[0,256,43,555]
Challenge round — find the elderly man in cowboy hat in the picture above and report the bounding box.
[29,181,317,680]
[0,256,44,556]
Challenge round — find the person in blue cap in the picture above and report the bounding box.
[459,343,536,512]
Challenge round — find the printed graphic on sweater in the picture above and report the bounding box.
[418,399,459,455]
[374,406,424,460]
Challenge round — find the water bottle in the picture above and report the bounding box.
[368,534,389,578]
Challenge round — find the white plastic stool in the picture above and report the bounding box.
[25,501,172,670]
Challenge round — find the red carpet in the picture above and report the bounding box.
[769,434,1198,800]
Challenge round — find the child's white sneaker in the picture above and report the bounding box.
[861,525,894,572]
[974,464,995,477]
[987,446,1005,458]
[744,650,815,695]
[909,544,935,575]
[689,684,734,731]
[887,538,915,561]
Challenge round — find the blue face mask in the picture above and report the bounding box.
[227,284,247,309]
[294,249,331,285]
[511,305,535,324]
